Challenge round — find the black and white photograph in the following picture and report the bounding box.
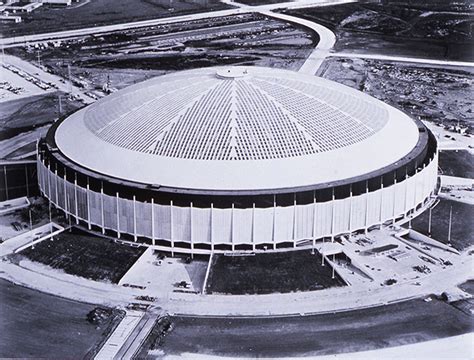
[0,0,472,359]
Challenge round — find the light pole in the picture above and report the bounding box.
[428,206,432,237]
[447,205,453,244]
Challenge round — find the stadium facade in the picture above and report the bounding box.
[37,66,438,254]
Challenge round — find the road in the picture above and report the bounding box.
[259,10,336,74]
[329,52,474,68]
[0,279,117,359]
[159,298,472,358]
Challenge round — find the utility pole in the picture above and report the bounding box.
[67,64,72,94]
[58,94,63,115]
[49,202,52,235]
[332,253,335,279]
[447,205,453,244]
[428,206,432,236]
[29,208,33,230]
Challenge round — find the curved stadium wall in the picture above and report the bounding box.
[37,125,438,255]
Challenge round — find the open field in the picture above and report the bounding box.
[285,1,474,61]
[319,57,474,130]
[0,91,83,141]
[206,250,345,295]
[0,0,232,37]
[439,150,474,178]
[19,228,145,283]
[408,198,474,251]
[0,278,119,358]
[7,14,315,94]
[143,298,472,358]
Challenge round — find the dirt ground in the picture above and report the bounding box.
[0,0,232,37]
[0,91,82,141]
[7,14,315,94]
[0,278,118,358]
[319,57,474,130]
[408,198,474,251]
[145,298,472,358]
[206,250,345,295]
[285,1,474,61]
[19,228,146,283]
[439,150,474,178]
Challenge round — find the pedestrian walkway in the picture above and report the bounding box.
[94,310,145,360]
[115,310,162,359]
[0,222,64,257]
[0,197,30,216]
[94,308,162,360]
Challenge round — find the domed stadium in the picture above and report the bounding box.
[37,66,438,254]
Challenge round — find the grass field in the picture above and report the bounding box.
[147,298,472,358]
[20,228,145,283]
[1,0,232,37]
[439,150,474,179]
[0,279,119,358]
[409,198,474,251]
[205,250,345,295]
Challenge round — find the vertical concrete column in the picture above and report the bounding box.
[63,173,68,217]
[210,203,214,252]
[413,168,418,211]
[190,202,194,256]
[293,197,297,247]
[170,200,174,256]
[54,168,59,206]
[379,177,384,229]
[47,164,51,200]
[74,174,79,224]
[100,183,105,234]
[231,202,235,252]
[404,169,409,218]
[421,163,427,205]
[252,203,256,251]
[273,196,277,250]
[312,191,317,249]
[133,195,137,242]
[151,198,155,246]
[392,173,397,224]
[348,186,353,238]
[116,192,121,239]
[36,159,42,194]
[364,181,369,234]
[86,178,91,230]
[331,188,335,242]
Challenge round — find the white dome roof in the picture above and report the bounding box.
[55,66,419,191]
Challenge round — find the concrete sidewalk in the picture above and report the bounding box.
[0,222,64,257]
[94,309,162,360]
[94,310,144,360]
